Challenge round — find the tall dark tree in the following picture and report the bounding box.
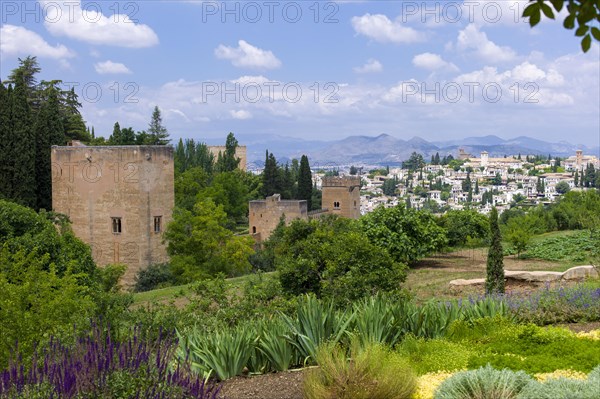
[0,83,11,199]
[298,155,312,210]
[7,56,41,110]
[349,165,358,175]
[10,78,37,207]
[474,179,480,195]
[109,122,122,145]
[403,152,425,171]
[216,132,240,172]
[574,170,579,187]
[62,88,90,142]
[34,87,65,210]
[434,152,440,165]
[262,150,279,197]
[147,106,170,145]
[486,207,505,295]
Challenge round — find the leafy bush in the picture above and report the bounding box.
[0,324,222,399]
[304,340,416,399]
[134,262,174,292]
[518,366,600,399]
[433,365,532,399]
[277,216,407,305]
[520,231,596,262]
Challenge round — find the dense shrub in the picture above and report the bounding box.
[276,216,407,304]
[518,376,600,399]
[304,340,416,399]
[438,210,489,248]
[433,365,532,399]
[134,262,174,292]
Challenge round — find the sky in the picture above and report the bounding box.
[1,0,599,147]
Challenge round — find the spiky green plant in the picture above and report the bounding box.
[256,319,297,372]
[281,295,354,364]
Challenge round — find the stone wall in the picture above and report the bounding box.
[249,194,308,242]
[51,145,174,286]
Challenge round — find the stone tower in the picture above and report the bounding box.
[51,145,174,286]
[321,176,361,219]
[480,151,489,168]
[576,150,583,169]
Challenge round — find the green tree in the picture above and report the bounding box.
[439,210,489,247]
[164,198,254,282]
[361,204,447,265]
[298,155,313,209]
[9,79,36,208]
[199,170,250,228]
[349,165,358,175]
[555,180,571,194]
[6,56,41,110]
[505,223,532,259]
[262,150,279,197]
[523,0,600,52]
[146,106,170,145]
[0,83,11,200]
[403,152,425,171]
[486,207,505,295]
[174,166,210,211]
[34,87,64,210]
[215,132,240,172]
[108,122,122,144]
[382,176,399,196]
[276,216,407,304]
[492,173,502,186]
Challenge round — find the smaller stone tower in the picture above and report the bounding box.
[321,176,361,219]
[480,151,489,168]
[576,150,583,169]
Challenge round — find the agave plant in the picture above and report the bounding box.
[256,318,297,372]
[351,294,404,347]
[281,294,354,364]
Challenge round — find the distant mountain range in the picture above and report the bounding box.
[204,133,599,167]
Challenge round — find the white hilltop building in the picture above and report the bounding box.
[563,150,599,171]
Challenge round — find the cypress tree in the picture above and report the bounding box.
[34,87,64,210]
[109,122,122,145]
[574,170,579,187]
[10,78,37,207]
[486,207,505,295]
[217,132,240,172]
[298,155,312,210]
[262,150,278,197]
[0,83,12,199]
[174,138,186,173]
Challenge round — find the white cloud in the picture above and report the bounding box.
[0,25,74,59]
[351,13,424,44]
[94,60,132,74]
[41,0,158,48]
[230,109,252,119]
[215,40,281,70]
[230,75,271,85]
[456,24,517,63]
[354,59,383,73]
[412,53,458,71]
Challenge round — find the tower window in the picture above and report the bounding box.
[334,201,340,209]
[252,226,257,234]
[112,217,122,234]
[154,216,162,233]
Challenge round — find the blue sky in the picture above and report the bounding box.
[1,1,599,147]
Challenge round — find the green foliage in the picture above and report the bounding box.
[146,105,170,144]
[439,210,489,248]
[174,138,215,175]
[520,230,596,262]
[174,166,210,211]
[403,152,425,171]
[281,295,354,364]
[433,364,532,399]
[199,170,252,227]
[523,0,600,53]
[396,335,473,375]
[486,208,505,295]
[304,339,416,399]
[298,155,313,209]
[449,318,600,374]
[178,324,256,380]
[276,216,407,304]
[214,132,240,172]
[134,262,174,292]
[165,199,254,282]
[361,204,447,265]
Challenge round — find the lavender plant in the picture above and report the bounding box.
[0,324,222,399]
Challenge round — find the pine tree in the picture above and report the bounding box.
[10,78,37,207]
[486,207,505,295]
[298,155,312,210]
[34,87,64,210]
[174,138,186,173]
[7,56,41,111]
[434,152,440,165]
[147,106,170,145]
[0,83,12,199]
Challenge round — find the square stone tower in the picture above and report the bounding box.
[51,145,174,286]
[249,194,308,242]
[321,176,361,219]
